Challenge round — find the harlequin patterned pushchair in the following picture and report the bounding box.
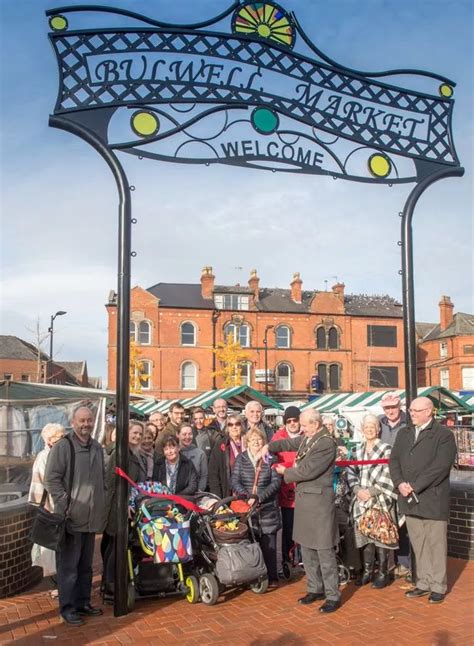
[126,481,200,609]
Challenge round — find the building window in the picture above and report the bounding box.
[440,341,448,358]
[440,368,450,389]
[369,366,399,388]
[130,321,137,343]
[3,373,12,381]
[21,374,30,382]
[139,360,152,390]
[214,294,249,311]
[240,362,251,386]
[225,322,250,347]
[317,364,327,390]
[138,320,151,345]
[276,363,291,390]
[461,367,474,389]
[275,325,291,349]
[316,327,326,349]
[328,327,339,350]
[464,345,474,355]
[367,325,397,347]
[181,362,197,390]
[181,322,196,346]
[329,364,341,390]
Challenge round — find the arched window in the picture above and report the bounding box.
[329,364,341,391]
[317,364,327,391]
[130,320,137,343]
[276,363,292,391]
[138,320,151,345]
[328,327,339,350]
[181,362,197,390]
[181,322,196,346]
[240,362,251,386]
[276,325,291,349]
[139,360,152,390]
[225,322,250,347]
[316,326,326,349]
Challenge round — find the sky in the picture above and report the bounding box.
[1,0,473,384]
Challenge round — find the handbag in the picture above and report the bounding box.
[230,459,262,514]
[29,436,75,551]
[358,498,399,548]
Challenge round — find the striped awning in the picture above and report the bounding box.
[301,387,471,413]
[130,385,283,417]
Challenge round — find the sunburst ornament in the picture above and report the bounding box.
[232,2,295,49]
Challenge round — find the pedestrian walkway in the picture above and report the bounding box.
[1,558,473,646]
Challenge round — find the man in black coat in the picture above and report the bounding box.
[389,397,457,604]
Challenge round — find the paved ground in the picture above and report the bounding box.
[1,557,473,646]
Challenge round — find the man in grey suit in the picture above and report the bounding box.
[390,397,456,604]
[263,409,340,613]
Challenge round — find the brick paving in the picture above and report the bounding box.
[0,557,473,646]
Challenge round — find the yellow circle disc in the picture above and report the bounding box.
[257,24,272,38]
[439,84,453,98]
[49,15,68,31]
[368,154,391,178]
[131,111,159,137]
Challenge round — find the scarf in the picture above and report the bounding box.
[138,448,155,479]
[346,440,396,520]
[166,460,178,493]
[229,439,242,471]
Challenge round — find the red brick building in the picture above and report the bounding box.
[417,296,474,391]
[106,268,406,399]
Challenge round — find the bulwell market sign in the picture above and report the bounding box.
[47,1,460,183]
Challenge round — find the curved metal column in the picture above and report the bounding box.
[401,165,464,409]
[49,114,132,617]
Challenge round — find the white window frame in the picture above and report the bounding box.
[130,320,137,343]
[461,367,474,389]
[181,321,196,346]
[214,294,250,311]
[139,360,152,390]
[275,325,291,349]
[138,320,151,345]
[240,362,251,386]
[181,361,197,390]
[440,341,448,358]
[439,368,450,389]
[276,363,291,391]
[225,322,250,347]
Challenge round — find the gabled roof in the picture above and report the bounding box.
[0,335,48,361]
[57,361,87,379]
[423,312,474,341]
[416,322,437,341]
[145,283,403,317]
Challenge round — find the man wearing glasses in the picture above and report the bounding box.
[390,397,456,604]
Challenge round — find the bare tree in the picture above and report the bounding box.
[25,318,49,382]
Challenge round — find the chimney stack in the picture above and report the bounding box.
[200,266,215,299]
[439,295,454,331]
[332,282,345,302]
[290,272,303,303]
[248,269,260,302]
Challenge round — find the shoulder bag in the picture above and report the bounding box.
[29,436,75,551]
[358,494,399,547]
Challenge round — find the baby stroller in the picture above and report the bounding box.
[126,484,199,609]
[190,492,268,605]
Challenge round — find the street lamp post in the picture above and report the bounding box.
[263,325,274,397]
[211,309,221,390]
[48,310,67,382]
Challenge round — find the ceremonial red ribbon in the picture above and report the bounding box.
[115,467,206,512]
[272,458,389,469]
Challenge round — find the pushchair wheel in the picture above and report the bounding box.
[185,575,199,604]
[199,573,219,605]
[338,563,351,585]
[127,582,135,611]
[250,577,269,594]
[282,562,293,580]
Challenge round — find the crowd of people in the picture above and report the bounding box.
[28,393,457,625]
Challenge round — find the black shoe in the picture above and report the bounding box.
[298,592,325,604]
[61,611,85,626]
[76,604,103,616]
[428,592,445,604]
[372,574,390,589]
[319,599,341,613]
[405,587,430,599]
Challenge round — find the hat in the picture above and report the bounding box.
[283,406,300,423]
[381,392,401,407]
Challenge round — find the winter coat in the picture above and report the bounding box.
[379,411,407,447]
[194,426,221,461]
[271,427,298,508]
[180,445,208,490]
[389,419,456,520]
[241,418,274,443]
[269,429,337,550]
[231,450,282,535]
[152,454,198,495]
[44,432,106,534]
[105,446,146,536]
[208,437,243,499]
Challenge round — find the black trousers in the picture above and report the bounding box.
[259,533,278,582]
[103,535,116,590]
[56,531,95,616]
[281,507,295,563]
